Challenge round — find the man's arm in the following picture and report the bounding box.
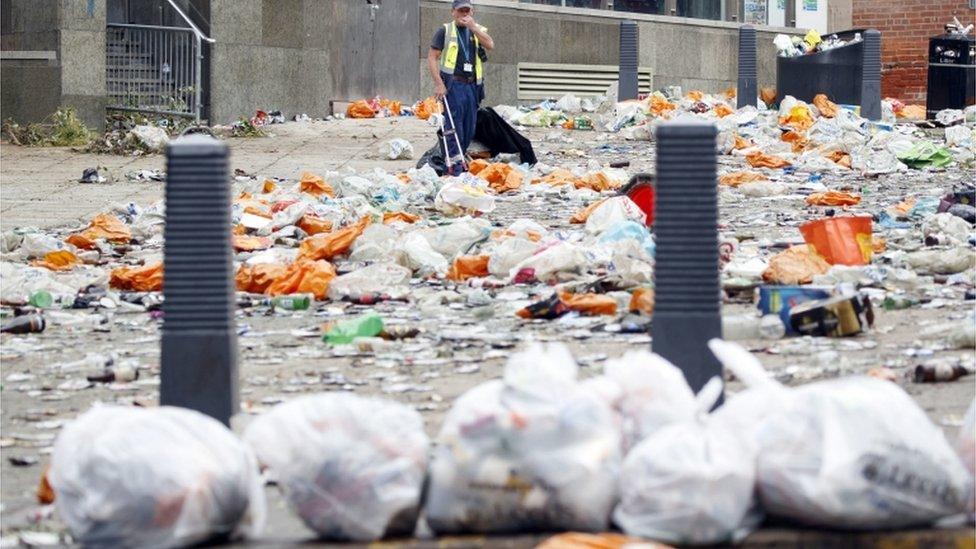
[460,16,494,50]
[427,48,447,99]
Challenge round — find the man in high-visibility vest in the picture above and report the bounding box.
[427,0,494,172]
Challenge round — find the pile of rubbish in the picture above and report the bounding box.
[344,96,443,120]
[41,341,975,546]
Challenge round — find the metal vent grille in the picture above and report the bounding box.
[517,62,652,101]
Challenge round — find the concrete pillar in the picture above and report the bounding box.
[618,20,639,100]
[58,0,108,131]
[737,24,757,109]
[651,121,723,397]
[160,135,238,426]
[860,29,882,122]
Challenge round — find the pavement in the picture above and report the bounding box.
[1,117,974,547]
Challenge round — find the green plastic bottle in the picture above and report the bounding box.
[324,312,384,345]
[28,291,53,309]
[270,294,312,311]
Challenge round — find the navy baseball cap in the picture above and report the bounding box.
[452,0,472,9]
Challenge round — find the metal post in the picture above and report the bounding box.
[785,0,796,26]
[618,20,639,101]
[651,121,723,398]
[737,24,757,109]
[160,135,238,425]
[194,33,202,122]
[861,29,882,121]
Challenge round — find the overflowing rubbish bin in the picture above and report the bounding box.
[776,29,866,105]
[926,32,975,119]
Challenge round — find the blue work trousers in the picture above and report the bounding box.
[442,80,478,174]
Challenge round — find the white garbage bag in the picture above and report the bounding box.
[555,93,583,114]
[614,378,761,545]
[243,394,429,541]
[509,241,587,281]
[709,339,973,529]
[434,179,496,216]
[399,231,449,277]
[487,236,539,277]
[424,343,621,534]
[602,350,699,451]
[328,262,411,299]
[48,405,265,549]
[378,138,415,160]
[421,217,491,257]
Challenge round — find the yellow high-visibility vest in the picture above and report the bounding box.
[438,22,484,84]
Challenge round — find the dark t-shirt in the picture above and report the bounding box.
[431,23,476,77]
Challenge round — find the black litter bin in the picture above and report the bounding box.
[926,33,976,119]
[776,29,865,105]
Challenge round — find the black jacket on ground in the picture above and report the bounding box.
[417,107,536,175]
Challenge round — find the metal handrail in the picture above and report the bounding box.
[107,22,195,33]
[164,0,214,43]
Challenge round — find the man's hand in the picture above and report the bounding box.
[434,81,447,100]
[458,15,475,28]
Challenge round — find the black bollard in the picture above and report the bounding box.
[651,121,723,398]
[160,134,238,426]
[737,24,757,109]
[618,20,639,101]
[860,29,882,121]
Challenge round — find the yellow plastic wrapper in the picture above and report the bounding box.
[32,250,81,271]
[804,28,822,50]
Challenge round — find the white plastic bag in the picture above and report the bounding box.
[585,196,646,235]
[349,223,400,262]
[328,262,411,299]
[399,231,448,277]
[49,405,265,549]
[434,179,496,216]
[378,138,415,160]
[709,339,973,529]
[509,241,586,282]
[487,237,539,277]
[243,394,429,541]
[602,350,698,451]
[425,343,621,534]
[555,93,582,114]
[421,217,491,257]
[957,399,976,516]
[614,378,761,545]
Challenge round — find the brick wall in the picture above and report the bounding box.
[852,0,973,104]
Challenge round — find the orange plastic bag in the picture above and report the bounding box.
[265,259,336,300]
[577,171,620,192]
[724,87,737,100]
[298,216,371,261]
[898,104,926,120]
[779,105,814,131]
[800,216,874,265]
[378,98,402,116]
[733,135,754,150]
[235,263,287,294]
[232,234,273,252]
[414,96,442,120]
[760,87,777,107]
[781,130,810,153]
[476,163,523,193]
[685,90,704,101]
[806,190,861,206]
[812,94,839,118]
[468,158,489,175]
[72,213,132,244]
[825,150,852,168]
[65,234,96,250]
[536,532,654,549]
[37,466,55,505]
[383,211,421,224]
[629,287,654,315]
[297,214,333,235]
[110,262,163,291]
[649,95,678,117]
[713,104,734,118]
[32,250,81,271]
[762,246,831,284]
[299,171,334,198]
[570,198,608,224]
[557,291,617,316]
[262,179,277,193]
[746,151,791,169]
[533,168,578,187]
[346,100,375,119]
[719,171,767,187]
[446,255,490,281]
